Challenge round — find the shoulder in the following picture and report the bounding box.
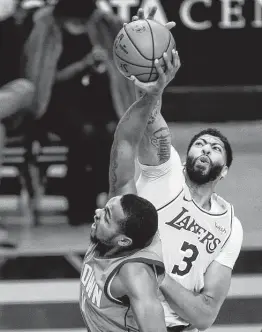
[223,214,243,250]
[117,262,157,296]
[215,215,243,269]
[231,215,243,239]
[119,262,155,283]
[228,215,243,250]
[110,261,158,300]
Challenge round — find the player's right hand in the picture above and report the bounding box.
[131,7,176,31]
[130,49,181,97]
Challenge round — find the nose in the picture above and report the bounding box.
[202,144,211,155]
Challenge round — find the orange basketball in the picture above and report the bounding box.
[113,19,176,82]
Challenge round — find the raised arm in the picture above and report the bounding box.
[132,8,179,167]
[108,50,180,199]
[137,90,171,166]
[108,91,160,199]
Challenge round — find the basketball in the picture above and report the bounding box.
[113,19,176,82]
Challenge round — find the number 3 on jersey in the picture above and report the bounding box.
[172,241,199,276]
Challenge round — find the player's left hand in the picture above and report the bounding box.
[130,49,181,97]
[132,7,176,31]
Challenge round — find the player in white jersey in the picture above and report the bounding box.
[131,8,243,332]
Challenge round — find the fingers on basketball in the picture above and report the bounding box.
[137,8,144,19]
[165,22,176,30]
[163,52,173,74]
[155,59,165,83]
[173,50,181,71]
[130,75,144,89]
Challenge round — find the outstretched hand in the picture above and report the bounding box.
[132,7,176,30]
[130,49,181,97]
[129,6,179,96]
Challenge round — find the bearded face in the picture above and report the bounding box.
[90,196,127,255]
[186,135,227,185]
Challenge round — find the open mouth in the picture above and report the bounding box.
[198,155,210,164]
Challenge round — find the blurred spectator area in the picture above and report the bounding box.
[0,132,68,223]
[163,85,262,122]
[1,85,261,226]
[1,0,262,224]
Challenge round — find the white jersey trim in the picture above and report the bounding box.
[157,188,183,212]
[220,204,234,250]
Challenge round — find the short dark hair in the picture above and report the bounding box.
[119,194,158,250]
[187,128,233,168]
[53,0,96,19]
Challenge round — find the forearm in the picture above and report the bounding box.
[108,92,160,197]
[115,92,160,147]
[138,96,172,166]
[161,276,216,330]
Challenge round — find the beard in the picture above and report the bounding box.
[90,232,115,256]
[186,155,223,185]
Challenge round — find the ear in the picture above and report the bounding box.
[220,166,228,180]
[117,236,132,248]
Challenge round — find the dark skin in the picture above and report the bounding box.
[134,7,237,332]
[91,9,180,331]
[92,65,171,332]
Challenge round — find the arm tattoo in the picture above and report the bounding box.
[151,127,171,162]
[147,100,161,125]
[109,92,158,194]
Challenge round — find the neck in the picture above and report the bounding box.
[103,246,123,258]
[185,172,217,211]
[95,244,138,259]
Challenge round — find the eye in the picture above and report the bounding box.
[195,141,203,146]
[213,146,222,152]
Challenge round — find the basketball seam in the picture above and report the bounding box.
[114,51,156,68]
[162,32,172,73]
[145,19,155,82]
[123,23,154,61]
[114,51,164,71]
[135,73,158,77]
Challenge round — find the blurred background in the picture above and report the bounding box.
[0,0,261,331]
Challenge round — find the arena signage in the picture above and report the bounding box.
[108,0,262,29]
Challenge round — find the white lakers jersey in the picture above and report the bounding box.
[136,146,242,328]
[157,184,233,326]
